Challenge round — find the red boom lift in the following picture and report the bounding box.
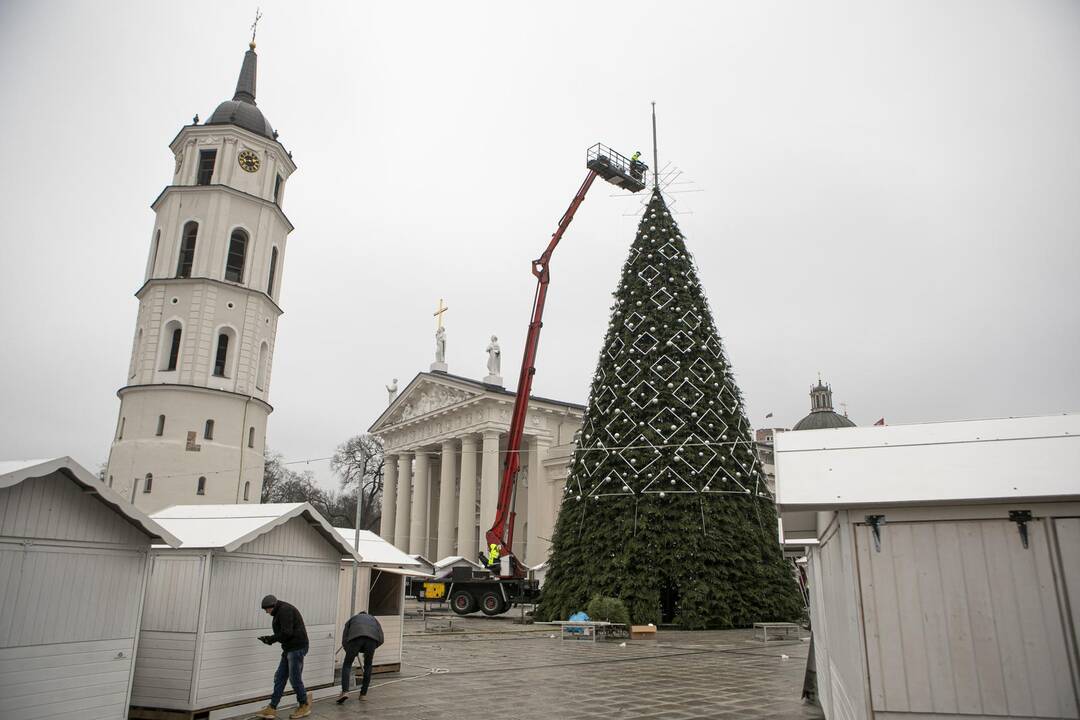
[411,144,646,616]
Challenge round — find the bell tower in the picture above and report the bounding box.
[105,41,297,513]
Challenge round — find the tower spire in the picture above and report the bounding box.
[232,43,258,105]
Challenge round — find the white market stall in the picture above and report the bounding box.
[0,457,179,720]
[333,528,422,674]
[776,414,1080,720]
[129,504,359,718]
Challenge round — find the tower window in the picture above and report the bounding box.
[273,174,283,204]
[118,417,125,440]
[197,476,206,495]
[248,426,255,448]
[213,333,230,377]
[267,247,278,295]
[165,326,182,371]
[176,222,198,278]
[197,149,217,185]
[256,342,269,390]
[149,230,161,277]
[204,419,215,440]
[225,229,248,283]
[108,475,113,488]
[156,415,165,436]
[243,481,251,501]
[143,473,153,493]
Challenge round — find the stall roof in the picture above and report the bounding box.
[152,503,358,558]
[332,527,421,569]
[434,555,484,571]
[775,413,1080,510]
[0,457,179,546]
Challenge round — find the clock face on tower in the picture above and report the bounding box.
[237,149,261,173]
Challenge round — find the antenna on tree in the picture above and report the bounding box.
[651,101,659,190]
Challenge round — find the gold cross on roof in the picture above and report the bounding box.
[433,298,449,329]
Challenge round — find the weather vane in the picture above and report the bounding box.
[250,8,263,47]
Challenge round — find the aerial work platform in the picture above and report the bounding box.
[587,143,648,192]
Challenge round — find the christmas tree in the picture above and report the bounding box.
[537,189,803,629]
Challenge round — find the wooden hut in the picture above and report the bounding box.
[129,503,358,718]
[0,457,178,720]
[776,414,1080,720]
[333,528,422,674]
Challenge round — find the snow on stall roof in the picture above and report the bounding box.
[151,503,358,557]
[331,527,420,568]
[0,457,180,546]
[434,555,484,570]
[775,413,1080,509]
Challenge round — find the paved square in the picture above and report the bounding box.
[284,610,823,720]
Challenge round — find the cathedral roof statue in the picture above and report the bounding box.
[206,43,276,139]
[792,377,856,431]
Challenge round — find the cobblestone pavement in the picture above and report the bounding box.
[223,608,822,720]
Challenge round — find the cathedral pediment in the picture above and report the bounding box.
[372,374,485,431]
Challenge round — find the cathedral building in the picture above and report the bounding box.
[105,42,296,513]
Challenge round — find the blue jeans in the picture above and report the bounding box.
[270,646,308,708]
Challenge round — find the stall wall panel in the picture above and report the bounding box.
[0,638,135,720]
[205,557,339,631]
[237,517,342,561]
[141,555,205,632]
[812,516,869,720]
[0,474,148,546]
[1055,518,1080,647]
[0,544,145,647]
[194,624,335,707]
[856,518,1078,719]
[130,631,196,709]
[374,615,402,665]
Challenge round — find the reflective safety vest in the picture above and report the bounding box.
[631,152,641,162]
[488,544,500,565]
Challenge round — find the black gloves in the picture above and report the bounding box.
[258,635,275,645]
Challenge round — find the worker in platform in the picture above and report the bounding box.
[630,151,645,181]
[256,595,311,719]
[336,611,384,703]
[487,542,500,568]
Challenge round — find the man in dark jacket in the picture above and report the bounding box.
[335,611,384,703]
[255,595,311,719]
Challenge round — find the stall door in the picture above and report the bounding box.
[854,517,1078,719]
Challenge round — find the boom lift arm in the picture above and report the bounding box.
[485,145,646,577]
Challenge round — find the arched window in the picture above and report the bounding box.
[149,230,161,277]
[225,229,248,283]
[176,222,198,278]
[156,415,165,436]
[267,247,278,295]
[213,333,230,377]
[118,417,125,440]
[256,342,269,390]
[143,473,153,493]
[196,476,206,495]
[204,419,215,440]
[162,322,183,371]
[243,481,251,501]
[248,426,255,448]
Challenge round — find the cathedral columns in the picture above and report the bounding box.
[436,440,457,559]
[380,454,398,542]
[478,430,501,557]
[409,451,432,555]
[525,436,552,567]
[393,453,412,551]
[457,435,479,560]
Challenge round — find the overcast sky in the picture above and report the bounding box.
[2,1,1078,489]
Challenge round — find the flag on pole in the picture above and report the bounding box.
[874,417,886,426]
